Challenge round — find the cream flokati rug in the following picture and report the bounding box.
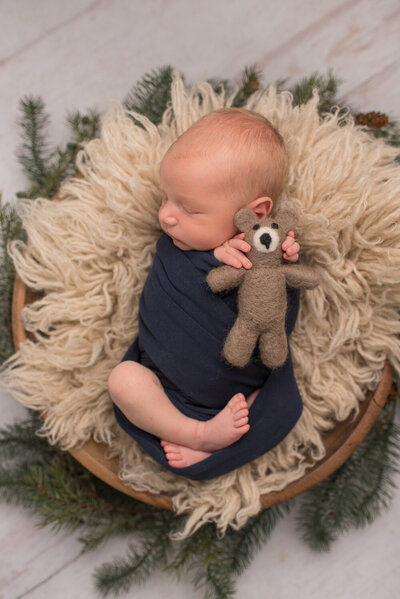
[2,72,400,536]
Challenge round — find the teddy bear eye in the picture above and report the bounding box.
[271,222,279,229]
[252,224,260,230]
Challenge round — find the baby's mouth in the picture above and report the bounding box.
[166,230,180,243]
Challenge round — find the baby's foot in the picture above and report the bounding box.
[161,440,212,468]
[194,393,250,452]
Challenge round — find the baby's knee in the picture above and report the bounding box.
[107,361,138,403]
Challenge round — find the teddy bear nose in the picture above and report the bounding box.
[260,232,272,249]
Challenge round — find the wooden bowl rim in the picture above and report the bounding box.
[11,272,393,512]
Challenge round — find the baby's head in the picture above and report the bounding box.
[159,108,288,251]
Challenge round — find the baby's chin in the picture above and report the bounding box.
[169,236,213,252]
[172,238,191,251]
[166,234,192,251]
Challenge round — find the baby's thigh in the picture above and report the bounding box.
[108,360,162,404]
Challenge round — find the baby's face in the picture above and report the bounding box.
[159,147,241,251]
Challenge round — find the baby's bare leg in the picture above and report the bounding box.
[108,361,250,452]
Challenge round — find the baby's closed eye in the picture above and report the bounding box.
[181,205,203,215]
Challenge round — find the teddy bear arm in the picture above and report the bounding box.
[281,264,320,289]
[206,265,246,293]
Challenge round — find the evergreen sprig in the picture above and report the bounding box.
[230,65,264,108]
[225,504,289,575]
[0,195,24,361]
[95,515,174,595]
[66,108,100,147]
[0,411,170,529]
[16,96,100,199]
[123,65,175,125]
[96,506,288,599]
[0,410,47,460]
[0,410,289,598]
[297,402,400,551]
[16,96,51,189]
[290,70,341,115]
[167,523,238,599]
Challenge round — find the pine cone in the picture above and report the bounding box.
[243,78,260,96]
[354,112,389,129]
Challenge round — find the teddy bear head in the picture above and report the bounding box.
[234,205,298,267]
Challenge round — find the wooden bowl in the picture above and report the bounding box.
[12,275,394,510]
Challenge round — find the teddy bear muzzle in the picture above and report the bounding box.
[253,226,280,253]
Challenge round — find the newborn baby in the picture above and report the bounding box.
[108,107,302,480]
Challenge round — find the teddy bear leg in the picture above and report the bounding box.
[223,316,259,368]
[259,326,288,369]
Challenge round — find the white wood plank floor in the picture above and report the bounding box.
[1,1,399,597]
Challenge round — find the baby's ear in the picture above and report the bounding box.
[234,208,259,232]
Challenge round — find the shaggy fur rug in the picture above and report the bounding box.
[2,72,400,536]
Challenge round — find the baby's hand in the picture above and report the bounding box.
[214,233,252,269]
[214,231,300,267]
[282,231,300,262]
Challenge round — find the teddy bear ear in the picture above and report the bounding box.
[275,207,298,232]
[234,208,259,232]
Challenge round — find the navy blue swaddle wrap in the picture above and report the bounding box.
[113,234,303,480]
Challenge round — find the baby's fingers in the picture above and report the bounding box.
[226,247,252,269]
[228,237,252,253]
[282,234,295,252]
[283,241,300,255]
[283,243,300,262]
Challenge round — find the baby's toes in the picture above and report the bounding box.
[235,416,249,429]
[233,407,249,423]
[231,392,245,403]
[162,443,182,463]
[229,393,247,411]
[161,440,179,454]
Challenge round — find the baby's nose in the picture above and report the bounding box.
[162,215,178,226]
[159,203,178,226]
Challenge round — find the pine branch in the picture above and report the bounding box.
[94,516,174,595]
[0,195,24,362]
[290,71,341,115]
[164,524,229,598]
[226,504,289,575]
[166,523,236,599]
[0,413,173,535]
[231,65,263,108]
[16,96,52,187]
[166,505,288,598]
[166,519,273,599]
[123,65,175,125]
[66,108,100,146]
[0,411,49,459]
[298,401,400,551]
[15,99,100,200]
[189,525,236,599]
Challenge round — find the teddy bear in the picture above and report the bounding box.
[206,206,320,369]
